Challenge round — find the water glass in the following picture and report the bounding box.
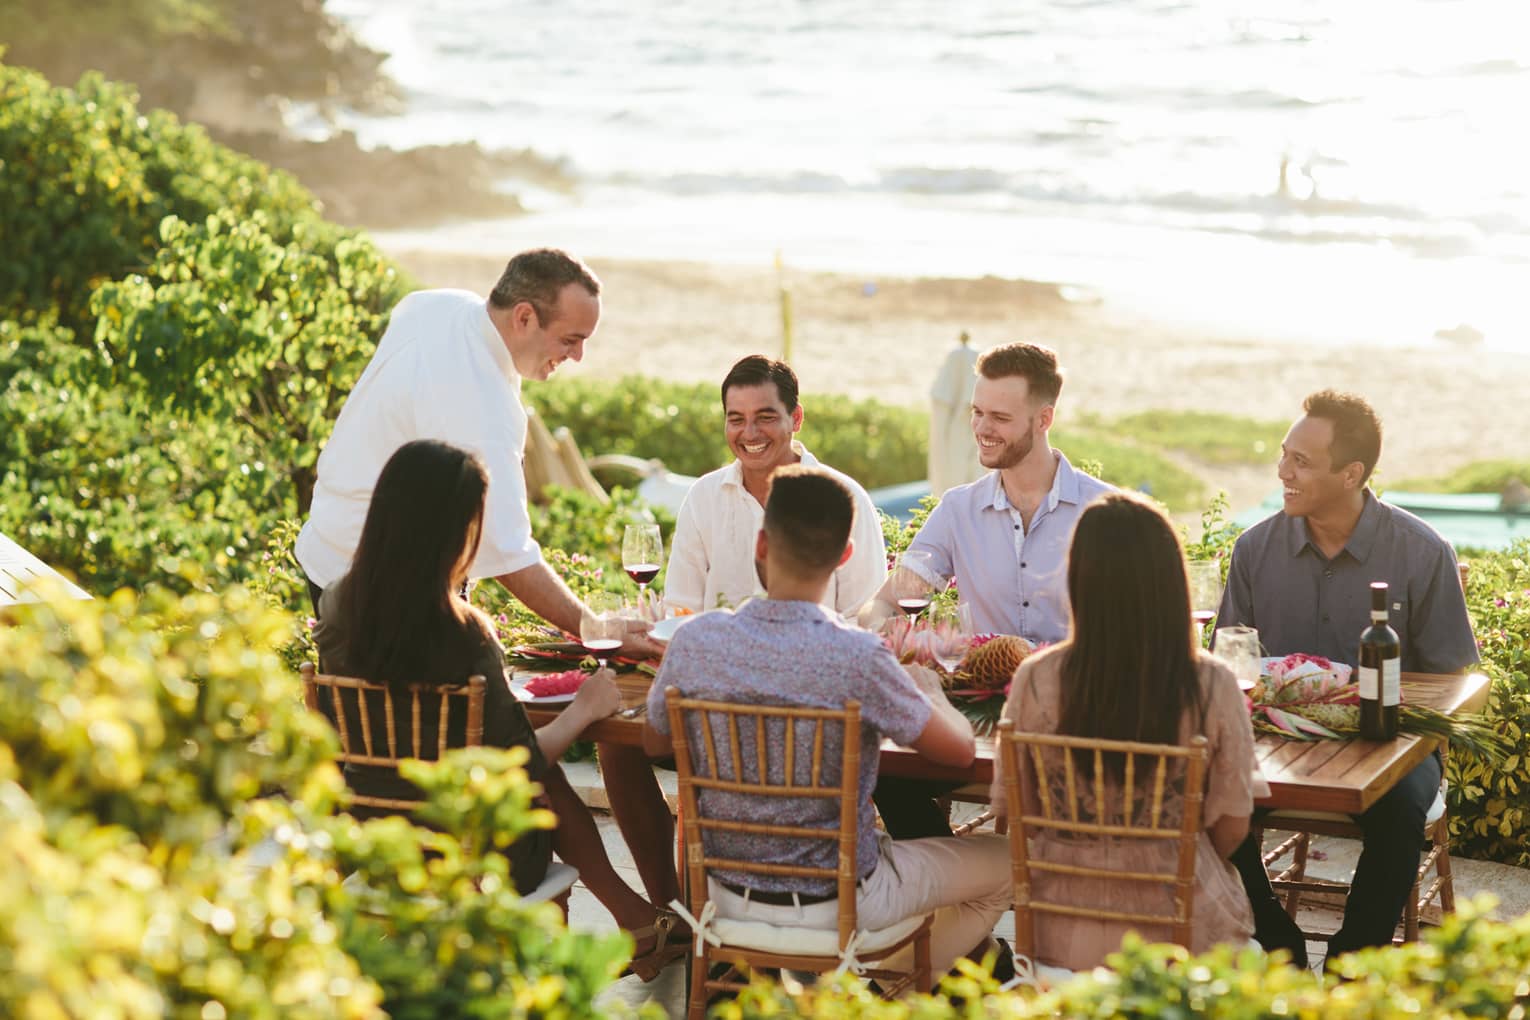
[928,602,974,675]
[1214,625,1261,691]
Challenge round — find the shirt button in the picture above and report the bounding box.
[1023,601,1030,608]
[1013,524,1021,531]
[1020,562,1027,569]
[1324,569,1334,579]
[1322,613,1331,622]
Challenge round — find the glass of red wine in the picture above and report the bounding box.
[894,548,937,624]
[1187,559,1223,645]
[580,591,626,670]
[622,524,663,610]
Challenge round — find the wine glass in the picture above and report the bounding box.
[894,549,937,623]
[580,592,626,670]
[928,602,974,676]
[1187,559,1224,643]
[1213,625,1261,692]
[622,523,663,607]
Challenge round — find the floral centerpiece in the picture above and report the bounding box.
[1247,653,1507,759]
[880,620,1035,732]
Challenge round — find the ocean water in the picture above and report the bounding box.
[319,0,1530,351]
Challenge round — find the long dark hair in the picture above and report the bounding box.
[1057,492,1205,756]
[338,440,489,690]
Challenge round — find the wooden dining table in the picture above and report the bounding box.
[518,667,1491,816]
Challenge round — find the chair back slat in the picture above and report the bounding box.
[299,665,488,811]
[665,690,865,953]
[997,721,1210,960]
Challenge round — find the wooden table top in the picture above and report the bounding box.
[518,668,1492,815]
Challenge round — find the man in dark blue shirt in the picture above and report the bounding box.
[1217,389,1477,965]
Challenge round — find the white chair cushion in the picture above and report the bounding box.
[711,912,927,957]
[1264,787,1446,827]
[522,861,580,904]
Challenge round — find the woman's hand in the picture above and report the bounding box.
[571,666,623,723]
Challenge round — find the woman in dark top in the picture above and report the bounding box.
[313,439,684,979]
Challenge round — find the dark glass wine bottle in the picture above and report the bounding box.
[1358,581,1401,740]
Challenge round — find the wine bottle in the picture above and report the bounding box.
[1358,581,1401,740]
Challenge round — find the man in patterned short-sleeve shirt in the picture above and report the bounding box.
[645,466,1013,976]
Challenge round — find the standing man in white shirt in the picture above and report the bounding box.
[663,355,887,615]
[295,248,679,919]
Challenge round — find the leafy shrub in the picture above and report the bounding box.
[1449,539,1530,864]
[90,209,407,511]
[1104,410,1287,467]
[723,898,1530,1018]
[0,60,320,337]
[0,320,281,595]
[1,586,638,1018]
[526,377,927,490]
[1396,459,1530,495]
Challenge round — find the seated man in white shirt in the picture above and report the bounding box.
[663,355,887,615]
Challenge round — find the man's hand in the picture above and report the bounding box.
[619,625,665,661]
[570,666,622,725]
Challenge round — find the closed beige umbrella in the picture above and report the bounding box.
[928,332,983,497]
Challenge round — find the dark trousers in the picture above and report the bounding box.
[872,775,962,840]
[306,577,325,620]
[1232,752,1442,965]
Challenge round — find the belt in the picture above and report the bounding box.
[718,880,836,906]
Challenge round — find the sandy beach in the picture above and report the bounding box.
[388,248,1530,512]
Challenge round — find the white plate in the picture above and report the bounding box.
[649,614,696,643]
[510,676,579,705]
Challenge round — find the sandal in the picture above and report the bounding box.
[623,909,689,982]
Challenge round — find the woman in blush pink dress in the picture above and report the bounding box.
[989,491,1268,970]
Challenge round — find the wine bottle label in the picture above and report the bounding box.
[1382,657,1401,706]
[1358,666,1378,700]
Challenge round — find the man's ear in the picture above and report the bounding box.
[838,537,854,568]
[790,404,804,434]
[512,300,538,331]
[1037,403,1056,433]
[1343,461,1367,490]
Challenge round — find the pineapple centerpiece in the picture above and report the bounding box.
[955,634,1035,693]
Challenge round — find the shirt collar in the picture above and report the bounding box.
[722,441,817,489]
[477,301,519,386]
[1289,489,1382,563]
[983,451,1078,513]
[739,597,837,624]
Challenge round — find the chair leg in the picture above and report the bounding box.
[1284,832,1310,919]
[1436,821,1456,914]
[913,928,932,994]
[687,947,708,1020]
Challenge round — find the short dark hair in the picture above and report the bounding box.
[763,466,853,572]
[721,354,800,413]
[975,342,1063,405]
[487,248,600,325]
[1303,389,1383,483]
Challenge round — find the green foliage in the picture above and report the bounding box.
[1052,428,1205,510]
[90,209,407,510]
[1448,539,1530,864]
[526,377,928,490]
[1395,459,1530,495]
[0,60,320,338]
[1,586,637,1018]
[724,898,1530,1018]
[1108,410,1287,467]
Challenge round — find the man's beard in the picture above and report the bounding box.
[980,428,1034,471]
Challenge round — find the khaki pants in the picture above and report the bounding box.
[710,832,1012,976]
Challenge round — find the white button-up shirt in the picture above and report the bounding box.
[663,444,888,615]
[905,453,1112,644]
[296,289,542,589]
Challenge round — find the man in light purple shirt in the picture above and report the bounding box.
[863,341,1112,840]
[866,341,1112,645]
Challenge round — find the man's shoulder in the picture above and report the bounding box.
[929,473,994,511]
[1375,498,1453,556]
[1233,509,1290,553]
